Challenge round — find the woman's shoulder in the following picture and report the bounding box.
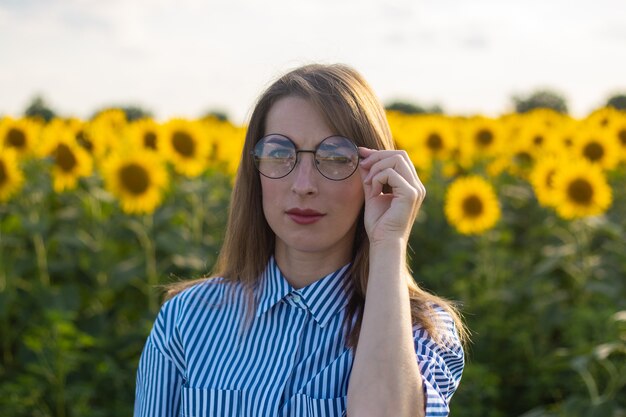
[165,276,241,311]
[153,277,241,335]
[412,303,464,355]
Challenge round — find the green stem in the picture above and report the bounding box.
[54,326,66,417]
[0,228,11,365]
[127,215,158,314]
[190,178,205,245]
[571,220,592,302]
[33,232,50,287]
[577,366,600,404]
[144,214,158,314]
[0,258,13,365]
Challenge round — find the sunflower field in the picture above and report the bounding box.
[0,107,625,416]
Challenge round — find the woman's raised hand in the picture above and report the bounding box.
[358,147,426,246]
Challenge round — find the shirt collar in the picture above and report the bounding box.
[255,256,354,328]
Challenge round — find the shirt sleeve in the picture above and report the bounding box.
[134,297,186,417]
[413,308,465,417]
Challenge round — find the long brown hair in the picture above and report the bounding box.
[164,63,469,349]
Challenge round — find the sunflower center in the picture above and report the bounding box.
[476,129,493,147]
[119,163,150,195]
[426,133,443,151]
[563,137,573,147]
[545,170,555,188]
[54,143,78,172]
[462,195,484,218]
[533,135,544,146]
[618,129,626,146]
[514,151,533,166]
[583,141,604,161]
[7,128,26,149]
[76,130,93,152]
[600,117,609,127]
[0,160,7,185]
[567,179,593,205]
[144,132,157,149]
[172,131,195,157]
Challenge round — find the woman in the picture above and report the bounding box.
[134,63,467,417]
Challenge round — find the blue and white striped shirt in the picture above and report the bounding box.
[134,256,464,417]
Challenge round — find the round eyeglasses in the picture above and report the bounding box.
[251,134,361,181]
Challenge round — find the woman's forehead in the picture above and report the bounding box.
[264,96,336,145]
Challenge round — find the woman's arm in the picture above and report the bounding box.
[347,239,425,417]
[134,298,185,417]
[134,339,184,417]
[347,147,426,417]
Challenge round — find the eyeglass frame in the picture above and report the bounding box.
[250,133,362,181]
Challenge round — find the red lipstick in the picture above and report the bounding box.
[285,208,325,225]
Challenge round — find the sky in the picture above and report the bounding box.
[1,0,625,125]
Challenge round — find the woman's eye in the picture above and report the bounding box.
[268,149,293,158]
[318,155,351,164]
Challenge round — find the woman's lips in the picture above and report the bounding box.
[286,212,325,225]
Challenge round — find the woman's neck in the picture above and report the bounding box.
[274,245,352,289]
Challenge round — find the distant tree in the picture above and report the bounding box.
[24,95,56,122]
[385,100,443,115]
[121,106,153,121]
[202,110,230,122]
[512,89,568,114]
[606,93,626,110]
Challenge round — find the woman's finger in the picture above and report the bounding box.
[368,167,424,204]
[359,148,417,176]
[361,152,418,186]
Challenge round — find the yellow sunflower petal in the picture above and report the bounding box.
[160,118,211,177]
[102,151,169,214]
[444,175,501,235]
[552,160,612,219]
[0,148,25,202]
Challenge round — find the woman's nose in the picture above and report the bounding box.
[290,153,318,195]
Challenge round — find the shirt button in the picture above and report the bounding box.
[291,294,301,303]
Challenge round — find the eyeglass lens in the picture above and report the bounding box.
[253,134,359,180]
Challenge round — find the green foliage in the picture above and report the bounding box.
[0,162,232,417]
[385,100,444,115]
[24,96,56,123]
[410,164,626,416]
[1,160,625,416]
[606,94,626,111]
[512,90,569,114]
[202,109,230,122]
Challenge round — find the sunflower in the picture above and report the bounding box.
[160,119,210,177]
[0,117,40,158]
[546,118,579,152]
[608,116,626,163]
[524,108,569,130]
[86,109,128,161]
[529,155,562,207]
[0,149,25,202]
[102,151,169,214]
[571,128,621,171]
[551,160,612,219]
[582,107,623,131]
[92,108,127,131]
[128,118,161,152]
[412,115,458,163]
[201,119,245,175]
[512,113,558,157]
[458,116,504,163]
[39,125,93,192]
[444,175,501,235]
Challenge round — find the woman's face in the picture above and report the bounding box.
[260,95,365,261]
